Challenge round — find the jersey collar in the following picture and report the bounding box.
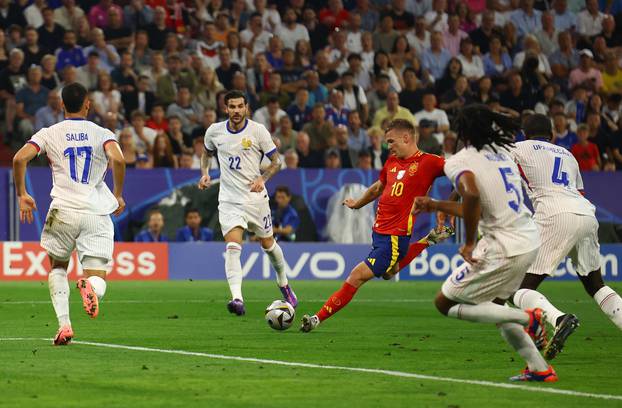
[226,119,248,134]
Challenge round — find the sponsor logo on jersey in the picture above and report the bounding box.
[397,170,405,180]
[390,166,397,173]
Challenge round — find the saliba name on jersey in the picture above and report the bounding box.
[66,133,89,141]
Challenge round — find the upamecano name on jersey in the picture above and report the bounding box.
[66,133,89,141]
[531,143,572,157]
[484,152,510,162]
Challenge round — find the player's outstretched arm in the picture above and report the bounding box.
[343,180,384,209]
[12,143,39,224]
[198,151,213,190]
[105,140,126,216]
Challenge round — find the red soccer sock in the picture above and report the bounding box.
[316,282,359,322]
[397,242,428,271]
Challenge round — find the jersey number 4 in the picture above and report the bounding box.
[63,146,92,184]
[551,156,570,186]
[498,167,521,212]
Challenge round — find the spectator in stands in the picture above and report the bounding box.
[552,0,576,32]
[472,76,496,104]
[37,7,65,53]
[103,7,133,52]
[0,29,7,69]
[127,109,157,153]
[129,31,152,73]
[565,85,589,124]
[354,0,379,33]
[122,0,152,30]
[166,86,203,135]
[156,53,197,106]
[146,103,168,134]
[440,75,472,118]
[190,108,216,142]
[408,15,431,56]
[600,15,622,49]
[60,65,78,88]
[14,65,48,148]
[296,131,322,168]
[146,6,171,51]
[592,36,608,68]
[572,123,601,171]
[414,92,450,144]
[275,115,297,153]
[118,127,138,168]
[500,72,534,113]
[319,0,350,31]
[82,28,118,72]
[356,150,372,169]
[20,27,46,68]
[55,30,86,71]
[435,57,463,97]
[135,209,168,242]
[141,51,166,92]
[417,119,443,155]
[76,51,101,91]
[510,0,542,38]
[34,89,63,131]
[38,54,59,90]
[325,89,350,127]
[216,46,242,90]
[534,83,556,115]
[569,49,604,94]
[577,0,606,39]
[372,91,415,128]
[259,72,290,108]
[167,115,193,156]
[92,71,121,123]
[334,124,355,168]
[347,110,369,153]
[513,35,552,77]
[75,16,91,47]
[176,209,214,242]
[443,14,468,57]
[603,93,622,124]
[324,147,342,169]
[275,8,309,51]
[483,35,512,80]
[265,35,284,71]
[294,39,313,71]
[442,131,457,159]
[360,31,375,71]
[315,49,340,91]
[552,112,577,150]
[303,103,334,151]
[193,67,222,112]
[284,148,299,169]
[0,48,26,138]
[196,22,223,69]
[304,70,329,109]
[55,0,85,31]
[135,153,151,169]
[469,10,496,54]
[240,12,272,54]
[112,50,137,95]
[548,31,579,91]
[287,87,311,131]
[225,31,249,70]
[425,0,449,32]
[272,186,300,242]
[534,11,559,57]
[457,37,484,81]
[89,0,123,29]
[151,133,178,168]
[366,73,391,120]
[367,127,389,169]
[253,97,287,133]
[347,12,364,54]
[122,75,155,120]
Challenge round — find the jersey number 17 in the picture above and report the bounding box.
[64,146,93,184]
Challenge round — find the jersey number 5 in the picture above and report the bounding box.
[390,181,404,197]
[63,146,92,184]
[498,167,521,212]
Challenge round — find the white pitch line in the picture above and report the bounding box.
[1,337,621,402]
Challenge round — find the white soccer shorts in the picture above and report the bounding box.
[527,212,601,277]
[442,237,538,304]
[40,208,114,268]
[218,200,273,238]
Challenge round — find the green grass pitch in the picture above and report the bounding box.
[0,280,620,407]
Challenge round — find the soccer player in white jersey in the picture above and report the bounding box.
[198,90,297,315]
[509,114,622,359]
[12,83,126,346]
[414,105,557,382]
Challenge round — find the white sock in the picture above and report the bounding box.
[499,322,549,372]
[593,286,622,329]
[514,288,565,327]
[264,241,288,287]
[448,302,529,325]
[48,268,70,327]
[87,275,107,300]
[225,242,243,301]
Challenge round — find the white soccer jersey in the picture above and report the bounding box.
[28,118,118,215]
[444,145,540,257]
[204,119,277,205]
[510,140,595,219]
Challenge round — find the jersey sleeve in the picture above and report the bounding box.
[378,159,389,185]
[102,128,117,149]
[432,154,445,178]
[257,124,278,157]
[443,153,473,188]
[203,125,216,153]
[28,128,48,155]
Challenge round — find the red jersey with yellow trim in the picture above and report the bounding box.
[374,151,445,236]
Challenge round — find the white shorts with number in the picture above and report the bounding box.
[218,201,273,238]
[442,237,538,304]
[528,213,601,277]
[41,208,114,269]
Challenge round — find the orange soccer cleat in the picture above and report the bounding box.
[77,278,99,318]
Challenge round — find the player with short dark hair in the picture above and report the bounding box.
[198,90,297,315]
[301,118,453,332]
[414,104,555,382]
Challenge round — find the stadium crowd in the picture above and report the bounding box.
[1,0,622,172]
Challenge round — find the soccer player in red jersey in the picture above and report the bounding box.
[301,119,451,332]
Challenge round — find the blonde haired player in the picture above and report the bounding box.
[198,90,297,315]
[12,82,126,345]
[510,114,622,359]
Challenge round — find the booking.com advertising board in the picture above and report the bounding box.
[1,242,621,281]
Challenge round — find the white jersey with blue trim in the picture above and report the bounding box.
[204,118,277,204]
[510,140,595,219]
[28,118,118,215]
[444,145,540,257]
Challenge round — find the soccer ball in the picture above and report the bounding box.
[264,300,295,331]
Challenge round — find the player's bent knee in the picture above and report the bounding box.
[579,270,605,297]
[49,256,69,270]
[519,273,546,290]
[260,236,276,250]
[82,256,112,276]
[434,292,453,316]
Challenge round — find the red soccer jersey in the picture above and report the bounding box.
[374,151,445,236]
